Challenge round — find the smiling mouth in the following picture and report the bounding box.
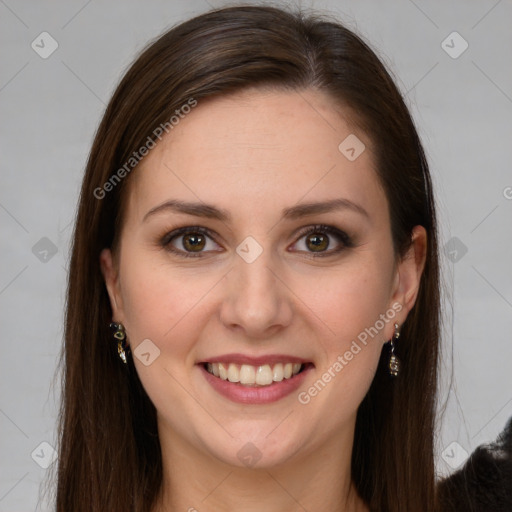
[202,362,312,387]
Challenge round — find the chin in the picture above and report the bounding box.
[201,427,304,470]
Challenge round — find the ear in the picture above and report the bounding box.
[100,248,125,322]
[390,225,427,320]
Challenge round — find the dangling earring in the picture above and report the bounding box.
[109,322,129,364]
[388,323,401,377]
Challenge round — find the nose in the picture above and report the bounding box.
[219,247,293,339]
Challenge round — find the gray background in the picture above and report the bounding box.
[1,0,511,509]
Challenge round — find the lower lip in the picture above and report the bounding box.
[199,364,313,404]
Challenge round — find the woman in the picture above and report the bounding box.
[54,4,509,511]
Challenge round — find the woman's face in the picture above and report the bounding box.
[101,88,425,469]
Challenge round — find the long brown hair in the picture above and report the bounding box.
[55,4,440,511]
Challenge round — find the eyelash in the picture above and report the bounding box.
[159,224,354,259]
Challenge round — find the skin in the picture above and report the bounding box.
[101,88,427,512]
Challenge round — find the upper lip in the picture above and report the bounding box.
[198,353,312,366]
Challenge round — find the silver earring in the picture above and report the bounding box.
[109,322,129,364]
[388,323,401,377]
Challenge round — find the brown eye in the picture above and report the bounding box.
[161,226,223,258]
[306,232,329,252]
[182,233,206,252]
[290,224,353,257]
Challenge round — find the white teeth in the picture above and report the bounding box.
[227,363,240,382]
[206,361,304,387]
[218,362,228,380]
[255,364,273,385]
[239,364,256,384]
[272,363,284,381]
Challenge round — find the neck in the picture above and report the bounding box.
[151,418,369,512]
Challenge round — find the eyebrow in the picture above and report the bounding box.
[142,197,369,223]
[143,200,231,223]
[282,198,369,220]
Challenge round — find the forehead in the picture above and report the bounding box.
[126,88,386,223]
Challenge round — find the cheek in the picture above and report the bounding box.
[117,256,220,421]
[120,257,219,354]
[289,254,395,413]
[292,252,395,344]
